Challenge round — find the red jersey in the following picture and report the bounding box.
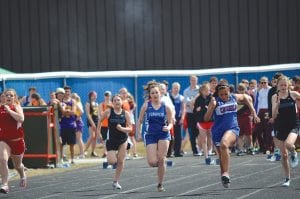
[0,104,24,140]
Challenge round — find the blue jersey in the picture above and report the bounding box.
[145,101,168,135]
[212,94,239,135]
[170,94,184,120]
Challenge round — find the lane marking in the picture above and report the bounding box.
[236,175,300,199]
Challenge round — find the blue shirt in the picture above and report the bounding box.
[212,94,239,133]
[145,101,168,134]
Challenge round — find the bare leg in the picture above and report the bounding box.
[11,154,26,188]
[278,141,290,178]
[76,131,85,156]
[113,142,127,182]
[157,140,169,184]
[0,142,10,186]
[220,131,237,177]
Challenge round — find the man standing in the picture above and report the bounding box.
[183,76,201,156]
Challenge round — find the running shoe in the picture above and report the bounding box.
[282,178,290,187]
[112,181,122,190]
[221,176,230,188]
[0,184,9,194]
[290,151,299,168]
[157,184,165,192]
[20,177,27,188]
[91,152,99,157]
[236,151,246,156]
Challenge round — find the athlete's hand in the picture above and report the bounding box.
[116,124,122,131]
[209,97,217,109]
[253,115,260,124]
[3,105,10,112]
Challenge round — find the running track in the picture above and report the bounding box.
[3,154,300,199]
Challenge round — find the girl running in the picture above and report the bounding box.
[204,84,260,188]
[98,94,132,190]
[272,75,300,187]
[137,83,173,192]
[0,89,27,194]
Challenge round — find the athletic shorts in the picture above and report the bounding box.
[87,116,98,127]
[76,118,84,132]
[212,127,239,147]
[237,115,252,136]
[60,128,76,145]
[106,139,127,151]
[276,127,300,141]
[4,139,26,155]
[144,132,171,146]
[101,127,109,141]
[197,122,214,130]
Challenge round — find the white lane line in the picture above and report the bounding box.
[236,175,300,199]
[34,160,204,199]
[99,159,254,199]
[165,164,282,199]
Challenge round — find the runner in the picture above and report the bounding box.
[204,84,260,188]
[272,75,300,187]
[0,89,27,194]
[137,83,173,192]
[98,94,132,190]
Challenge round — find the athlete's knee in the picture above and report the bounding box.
[148,160,158,167]
[157,156,165,165]
[284,142,295,151]
[14,163,24,171]
[281,152,288,160]
[220,142,229,151]
[107,157,117,165]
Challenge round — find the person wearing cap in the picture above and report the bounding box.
[98,91,113,158]
[21,87,37,106]
[58,86,77,164]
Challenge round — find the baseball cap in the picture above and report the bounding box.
[56,87,65,94]
[104,91,112,96]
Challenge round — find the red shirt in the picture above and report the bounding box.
[0,104,24,140]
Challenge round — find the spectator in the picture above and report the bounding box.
[183,75,201,156]
[170,82,185,157]
[21,87,37,106]
[28,93,46,106]
[85,91,99,157]
[98,90,113,158]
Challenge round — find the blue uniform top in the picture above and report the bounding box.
[145,101,168,135]
[170,94,183,120]
[212,94,239,135]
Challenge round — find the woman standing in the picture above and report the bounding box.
[0,89,26,194]
[193,83,214,164]
[272,75,300,187]
[137,84,173,192]
[204,84,260,188]
[85,91,99,157]
[71,93,85,159]
[98,94,132,190]
[98,91,113,158]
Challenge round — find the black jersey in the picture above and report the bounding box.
[108,108,128,142]
[276,91,300,134]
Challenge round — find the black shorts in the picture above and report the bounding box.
[60,128,76,145]
[101,127,109,141]
[106,139,127,151]
[87,116,98,127]
[276,127,300,141]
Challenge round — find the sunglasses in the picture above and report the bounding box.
[260,82,267,84]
